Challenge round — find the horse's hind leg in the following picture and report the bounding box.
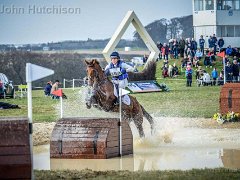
[133,116,145,138]
[140,105,155,135]
[149,118,155,135]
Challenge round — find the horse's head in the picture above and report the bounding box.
[85,59,103,87]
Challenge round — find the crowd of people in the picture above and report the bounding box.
[44,80,60,99]
[156,34,240,86]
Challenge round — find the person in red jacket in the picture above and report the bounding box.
[161,43,169,60]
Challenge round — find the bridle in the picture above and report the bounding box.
[87,65,107,87]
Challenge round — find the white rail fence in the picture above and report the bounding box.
[63,78,87,90]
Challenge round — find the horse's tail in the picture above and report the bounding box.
[140,104,155,133]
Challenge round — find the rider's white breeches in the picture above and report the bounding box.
[112,79,128,97]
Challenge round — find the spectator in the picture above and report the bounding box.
[162,64,169,78]
[232,47,240,57]
[223,55,230,64]
[196,66,204,80]
[161,43,169,60]
[44,81,52,96]
[156,42,163,60]
[168,65,173,78]
[218,72,224,85]
[181,56,188,68]
[211,67,218,85]
[225,61,233,83]
[191,38,198,55]
[226,45,233,56]
[194,49,203,67]
[168,39,174,58]
[179,37,185,57]
[185,38,191,57]
[185,65,193,87]
[199,35,205,55]
[204,52,212,68]
[232,60,239,83]
[218,37,224,51]
[207,49,216,64]
[51,80,60,99]
[172,39,179,59]
[212,34,218,55]
[172,63,179,77]
[186,48,194,64]
[233,56,240,65]
[208,36,213,49]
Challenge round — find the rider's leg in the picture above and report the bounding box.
[117,79,130,105]
[113,83,119,105]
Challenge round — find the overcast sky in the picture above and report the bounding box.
[0,0,192,44]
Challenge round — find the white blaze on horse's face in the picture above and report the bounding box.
[86,67,96,87]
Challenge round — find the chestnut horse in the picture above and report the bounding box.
[85,59,154,137]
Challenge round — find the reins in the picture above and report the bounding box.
[87,65,108,96]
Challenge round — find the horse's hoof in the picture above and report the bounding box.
[151,127,156,135]
[86,103,91,109]
[93,104,98,108]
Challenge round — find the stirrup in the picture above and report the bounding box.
[114,101,119,106]
[114,98,119,106]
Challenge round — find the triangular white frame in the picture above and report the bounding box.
[102,10,160,64]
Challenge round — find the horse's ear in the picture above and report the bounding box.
[92,59,99,65]
[85,60,90,65]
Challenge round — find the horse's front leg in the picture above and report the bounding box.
[86,98,92,109]
[85,87,94,109]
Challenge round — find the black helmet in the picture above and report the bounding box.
[110,51,120,59]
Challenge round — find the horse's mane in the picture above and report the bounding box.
[128,61,157,81]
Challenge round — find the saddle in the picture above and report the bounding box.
[114,95,131,106]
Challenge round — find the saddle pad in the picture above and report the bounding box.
[122,95,131,106]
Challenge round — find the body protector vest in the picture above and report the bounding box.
[109,60,128,80]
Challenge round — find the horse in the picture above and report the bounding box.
[85,59,154,138]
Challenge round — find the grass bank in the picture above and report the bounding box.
[0,81,220,123]
[35,168,240,179]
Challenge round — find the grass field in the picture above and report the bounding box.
[0,78,220,122]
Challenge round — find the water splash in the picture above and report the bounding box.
[55,88,240,149]
[55,87,118,118]
[132,116,240,149]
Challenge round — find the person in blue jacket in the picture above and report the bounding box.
[211,67,218,85]
[185,65,193,87]
[199,35,205,55]
[105,51,135,104]
[44,81,52,96]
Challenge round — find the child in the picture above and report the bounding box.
[211,68,218,85]
[185,65,193,87]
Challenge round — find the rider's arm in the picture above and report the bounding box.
[121,63,135,72]
[104,64,111,76]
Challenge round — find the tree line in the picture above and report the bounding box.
[0,52,107,87]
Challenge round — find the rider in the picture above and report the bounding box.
[104,51,135,105]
